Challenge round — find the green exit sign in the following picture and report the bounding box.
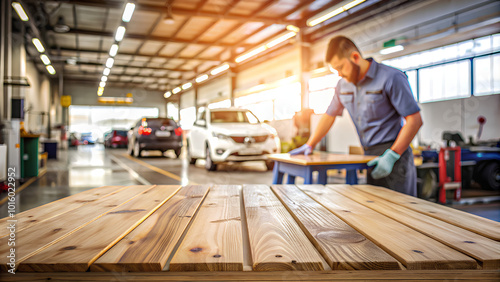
[383,39,396,48]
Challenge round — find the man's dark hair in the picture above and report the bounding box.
[325,36,362,62]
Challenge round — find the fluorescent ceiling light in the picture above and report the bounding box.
[164,91,172,98]
[210,63,230,75]
[101,76,108,82]
[286,25,300,33]
[12,2,29,21]
[172,87,181,94]
[115,26,126,42]
[106,58,114,68]
[379,45,404,55]
[109,44,119,56]
[97,87,104,96]
[307,0,366,27]
[40,54,51,65]
[182,82,192,90]
[195,74,209,83]
[99,81,106,87]
[122,3,136,22]
[46,65,56,75]
[235,46,266,63]
[266,32,296,48]
[32,38,45,53]
[103,68,111,76]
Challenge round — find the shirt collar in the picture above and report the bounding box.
[359,58,377,84]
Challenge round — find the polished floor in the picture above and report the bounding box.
[1,144,499,222]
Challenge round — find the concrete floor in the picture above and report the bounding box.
[1,144,499,222]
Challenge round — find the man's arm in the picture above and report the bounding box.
[306,114,336,148]
[390,111,423,155]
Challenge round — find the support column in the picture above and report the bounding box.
[0,0,6,121]
[229,70,236,107]
[298,31,310,110]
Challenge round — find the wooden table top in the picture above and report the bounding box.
[1,184,499,281]
[268,152,377,165]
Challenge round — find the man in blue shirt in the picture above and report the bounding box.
[290,36,423,196]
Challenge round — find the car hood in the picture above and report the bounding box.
[209,123,271,136]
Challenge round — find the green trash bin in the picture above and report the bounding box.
[21,135,40,178]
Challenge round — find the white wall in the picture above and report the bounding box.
[24,61,52,134]
[198,76,231,105]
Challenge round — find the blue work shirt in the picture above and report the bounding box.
[326,58,420,148]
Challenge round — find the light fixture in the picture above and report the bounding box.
[210,63,230,75]
[40,54,51,65]
[235,46,266,63]
[115,26,126,42]
[286,25,300,33]
[266,32,296,48]
[109,44,119,56]
[163,3,175,24]
[99,81,106,87]
[172,87,181,94]
[12,2,29,21]
[307,0,366,27]
[103,68,111,76]
[54,16,70,33]
[379,45,404,55]
[122,3,136,23]
[195,74,208,83]
[182,82,192,90]
[46,65,56,75]
[164,91,172,98]
[106,58,115,68]
[101,76,108,82]
[97,87,104,96]
[32,38,45,53]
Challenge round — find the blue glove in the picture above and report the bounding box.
[289,144,312,155]
[367,149,400,179]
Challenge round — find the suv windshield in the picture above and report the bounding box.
[210,111,259,124]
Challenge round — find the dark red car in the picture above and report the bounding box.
[104,129,128,148]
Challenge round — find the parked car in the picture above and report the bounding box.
[80,132,96,145]
[187,108,280,171]
[127,117,183,158]
[68,132,80,147]
[104,129,128,148]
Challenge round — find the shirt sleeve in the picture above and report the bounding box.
[385,71,420,117]
[325,85,344,117]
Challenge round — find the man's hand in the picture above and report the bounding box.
[289,144,312,155]
[367,149,400,179]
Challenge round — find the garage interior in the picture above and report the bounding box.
[1,0,500,273]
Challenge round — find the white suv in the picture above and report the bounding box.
[187,108,280,171]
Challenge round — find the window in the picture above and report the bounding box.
[308,74,341,114]
[474,53,500,96]
[179,107,196,129]
[405,70,418,101]
[419,60,470,103]
[208,99,231,109]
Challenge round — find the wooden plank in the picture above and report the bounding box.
[0,185,123,238]
[268,152,375,166]
[271,185,401,270]
[243,184,324,271]
[330,184,500,269]
[0,185,154,272]
[91,185,210,272]
[355,184,500,241]
[169,185,244,272]
[0,269,500,281]
[297,185,477,270]
[17,185,181,272]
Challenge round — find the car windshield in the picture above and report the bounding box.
[115,130,128,136]
[144,119,177,128]
[210,111,259,124]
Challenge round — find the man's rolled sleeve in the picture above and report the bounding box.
[386,72,420,117]
[325,86,344,117]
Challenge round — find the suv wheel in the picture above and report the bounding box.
[265,160,275,171]
[205,146,217,171]
[133,141,142,158]
[175,148,182,158]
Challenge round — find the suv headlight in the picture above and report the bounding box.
[212,132,230,140]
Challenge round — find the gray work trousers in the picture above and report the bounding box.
[364,142,417,196]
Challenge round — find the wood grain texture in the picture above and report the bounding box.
[271,185,401,270]
[354,184,500,241]
[17,185,181,272]
[0,270,499,281]
[330,184,500,269]
[297,185,477,270]
[0,185,154,272]
[0,185,123,238]
[268,152,376,165]
[243,184,324,271]
[169,185,244,272]
[91,185,210,272]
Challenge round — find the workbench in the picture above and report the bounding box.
[0,184,499,281]
[269,152,376,185]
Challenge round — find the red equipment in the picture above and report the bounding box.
[438,146,462,204]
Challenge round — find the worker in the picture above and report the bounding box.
[290,36,423,196]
